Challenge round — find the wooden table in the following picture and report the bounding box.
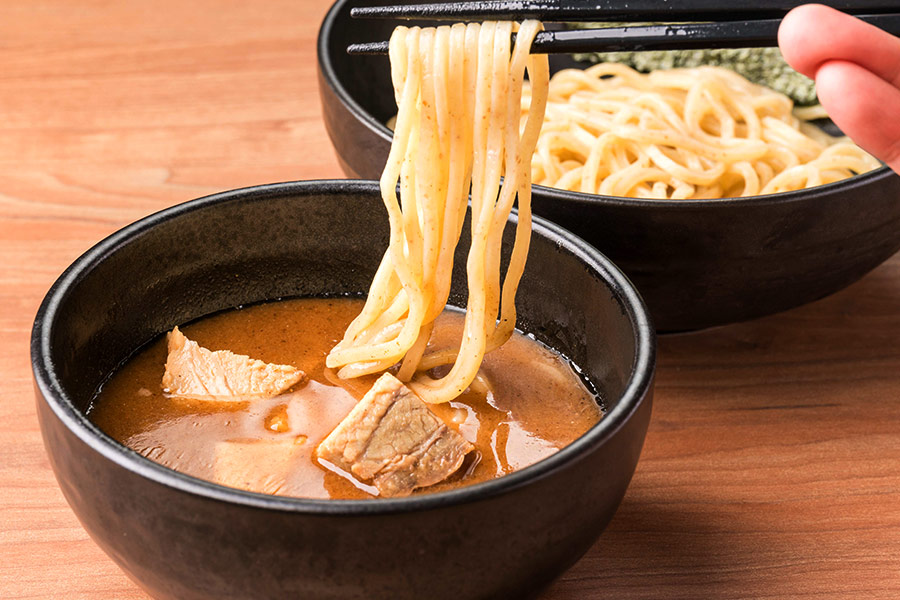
[2,2,898,598]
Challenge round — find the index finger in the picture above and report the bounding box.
[778,4,900,87]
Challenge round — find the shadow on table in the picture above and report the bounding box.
[540,497,748,599]
[540,256,900,599]
[655,254,900,381]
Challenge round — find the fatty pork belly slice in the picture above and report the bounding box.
[162,327,306,401]
[317,373,474,497]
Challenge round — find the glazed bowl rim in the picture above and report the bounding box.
[31,179,656,516]
[317,0,895,208]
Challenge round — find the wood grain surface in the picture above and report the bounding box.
[2,1,898,598]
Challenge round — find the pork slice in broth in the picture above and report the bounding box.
[317,373,473,497]
[162,327,306,401]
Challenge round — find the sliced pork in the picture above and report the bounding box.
[162,327,305,401]
[317,373,473,497]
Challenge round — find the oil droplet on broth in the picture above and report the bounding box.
[265,404,291,433]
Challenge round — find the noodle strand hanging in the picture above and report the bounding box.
[326,21,549,404]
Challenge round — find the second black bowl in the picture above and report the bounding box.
[317,0,900,331]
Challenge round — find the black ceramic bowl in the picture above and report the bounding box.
[32,180,655,600]
[318,0,900,331]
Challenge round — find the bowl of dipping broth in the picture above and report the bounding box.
[32,180,655,600]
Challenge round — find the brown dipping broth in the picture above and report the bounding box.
[89,298,603,499]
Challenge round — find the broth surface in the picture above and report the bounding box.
[90,298,603,499]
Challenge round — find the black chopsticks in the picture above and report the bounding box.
[347,14,900,55]
[346,1,900,55]
[350,0,900,22]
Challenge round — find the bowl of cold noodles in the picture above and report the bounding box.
[31,178,655,599]
[318,0,900,331]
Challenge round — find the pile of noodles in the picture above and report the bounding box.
[525,63,880,199]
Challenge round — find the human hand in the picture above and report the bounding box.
[779,4,900,174]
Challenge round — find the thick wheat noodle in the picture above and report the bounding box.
[527,63,880,199]
[325,21,549,404]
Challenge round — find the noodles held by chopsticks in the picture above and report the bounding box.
[326,21,549,404]
[527,63,880,199]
